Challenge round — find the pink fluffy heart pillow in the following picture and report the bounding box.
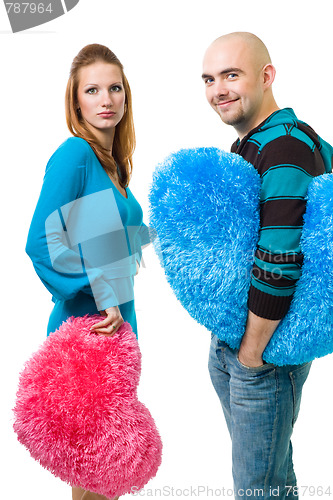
[13,315,162,498]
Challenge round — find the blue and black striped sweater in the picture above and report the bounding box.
[231,107,333,320]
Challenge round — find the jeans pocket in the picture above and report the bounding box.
[236,353,275,374]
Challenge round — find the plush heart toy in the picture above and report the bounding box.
[149,147,333,366]
[13,316,162,498]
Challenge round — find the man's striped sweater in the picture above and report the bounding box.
[231,107,333,320]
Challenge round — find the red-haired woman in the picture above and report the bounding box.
[26,44,150,500]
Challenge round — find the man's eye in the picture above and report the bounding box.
[204,78,214,84]
[227,73,238,79]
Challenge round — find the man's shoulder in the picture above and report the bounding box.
[250,123,317,155]
[247,110,328,176]
[232,108,333,174]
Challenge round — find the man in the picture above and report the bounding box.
[202,32,333,499]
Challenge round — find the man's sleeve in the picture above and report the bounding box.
[248,134,326,320]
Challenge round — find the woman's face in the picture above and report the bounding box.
[77,62,126,140]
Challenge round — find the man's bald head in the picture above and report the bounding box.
[208,32,272,74]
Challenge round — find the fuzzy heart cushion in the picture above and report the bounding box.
[149,147,333,366]
[13,316,162,498]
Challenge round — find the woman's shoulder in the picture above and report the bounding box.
[46,137,93,175]
[53,136,92,160]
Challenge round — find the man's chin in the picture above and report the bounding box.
[218,110,244,128]
[219,115,241,127]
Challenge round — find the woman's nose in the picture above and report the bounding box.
[101,90,112,107]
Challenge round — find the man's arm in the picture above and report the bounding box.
[238,311,280,367]
[238,133,327,367]
[246,132,326,321]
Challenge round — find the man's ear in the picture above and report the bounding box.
[262,63,276,89]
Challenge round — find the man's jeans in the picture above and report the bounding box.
[208,333,311,500]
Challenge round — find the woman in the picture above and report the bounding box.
[26,43,149,500]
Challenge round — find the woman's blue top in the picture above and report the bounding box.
[26,137,149,336]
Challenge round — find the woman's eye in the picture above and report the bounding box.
[87,88,97,94]
[110,85,123,92]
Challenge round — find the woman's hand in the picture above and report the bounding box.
[90,306,124,336]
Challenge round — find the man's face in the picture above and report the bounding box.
[202,40,265,137]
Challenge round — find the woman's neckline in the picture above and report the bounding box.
[79,137,130,200]
[107,173,129,200]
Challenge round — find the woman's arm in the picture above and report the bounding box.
[26,138,120,319]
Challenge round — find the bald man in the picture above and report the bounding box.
[203,33,333,499]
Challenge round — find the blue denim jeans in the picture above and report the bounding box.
[208,334,311,500]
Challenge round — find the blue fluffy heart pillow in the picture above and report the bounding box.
[149,147,333,366]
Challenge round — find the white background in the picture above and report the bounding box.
[1,0,333,498]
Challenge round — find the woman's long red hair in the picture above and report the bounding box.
[65,44,135,187]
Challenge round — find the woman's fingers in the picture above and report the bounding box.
[90,316,110,330]
[90,308,124,336]
[93,317,124,336]
[90,306,119,330]
[91,314,124,336]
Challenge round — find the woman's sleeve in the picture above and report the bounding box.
[128,221,156,267]
[26,138,118,311]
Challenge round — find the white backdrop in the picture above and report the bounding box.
[1,1,333,498]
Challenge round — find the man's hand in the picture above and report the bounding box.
[238,345,265,368]
[238,311,280,367]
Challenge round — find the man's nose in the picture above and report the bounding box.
[214,81,229,98]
